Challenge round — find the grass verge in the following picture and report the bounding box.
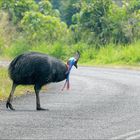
[1,41,140,101]
[0,67,33,101]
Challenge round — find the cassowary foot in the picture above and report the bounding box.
[6,102,15,110]
[36,107,49,111]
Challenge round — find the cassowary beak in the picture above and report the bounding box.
[74,61,78,68]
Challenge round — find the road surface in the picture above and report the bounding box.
[0,66,140,139]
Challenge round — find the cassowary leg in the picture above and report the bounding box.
[34,85,47,111]
[6,83,17,110]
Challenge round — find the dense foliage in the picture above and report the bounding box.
[71,0,140,45]
[0,0,140,60]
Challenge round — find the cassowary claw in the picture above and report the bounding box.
[36,107,49,111]
[6,102,15,110]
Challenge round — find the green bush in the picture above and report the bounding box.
[31,44,48,53]
[120,42,140,64]
[49,42,66,59]
[4,39,30,57]
[81,48,97,62]
[31,42,67,60]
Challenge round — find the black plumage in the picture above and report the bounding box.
[6,51,80,110]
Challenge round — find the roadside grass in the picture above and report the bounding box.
[0,41,140,100]
[79,41,140,66]
[2,39,140,66]
[0,67,33,101]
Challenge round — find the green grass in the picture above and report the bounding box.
[79,41,140,66]
[0,67,33,101]
[2,40,140,66]
[3,39,31,57]
[1,41,140,100]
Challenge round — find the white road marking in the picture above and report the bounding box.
[111,129,140,139]
[126,134,140,140]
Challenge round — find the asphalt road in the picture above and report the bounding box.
[0,66,140,139]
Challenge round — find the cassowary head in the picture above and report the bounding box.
[67,51,80,69]
[73,51,80,68]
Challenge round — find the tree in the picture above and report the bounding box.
[50,0,60,9]
[2,0,38,24]
[72,0,112,45]
[20,11,68,43]
[71,0,140,45]
[50,0,80,26]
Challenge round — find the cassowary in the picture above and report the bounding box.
[6,51,80,111]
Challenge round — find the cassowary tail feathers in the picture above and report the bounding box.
[8,54,24,79]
